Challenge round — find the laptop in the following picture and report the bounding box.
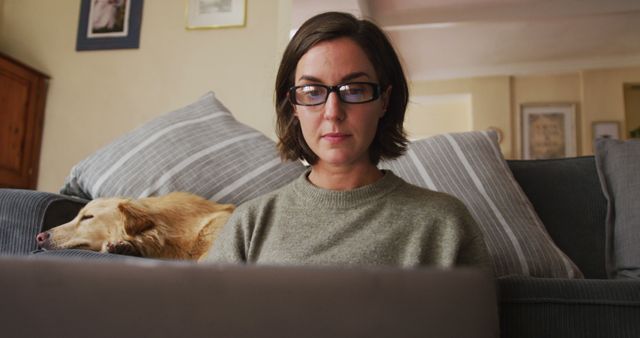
[0,256,498,338]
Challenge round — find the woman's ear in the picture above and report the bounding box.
[289,93,299,117]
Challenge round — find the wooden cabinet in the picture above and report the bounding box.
[0,53,49,189]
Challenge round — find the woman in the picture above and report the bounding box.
[208,12,490,270]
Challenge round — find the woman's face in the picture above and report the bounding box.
[293,37,389,170]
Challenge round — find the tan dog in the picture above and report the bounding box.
[36,192,234,261]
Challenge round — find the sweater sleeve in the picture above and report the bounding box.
[455,207,494,276]
[204,208,248,264]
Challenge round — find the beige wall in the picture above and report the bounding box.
[1,0,290,192]
[410,68,640,159]
[2,0,639,192]
[512,73,582,158]
[409,68,640,159]
[404,94,472,140]
[410,76,513,157]
[581,67,640,153]
[512,67,640,157]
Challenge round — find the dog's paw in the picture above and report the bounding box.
[106,241,141,257]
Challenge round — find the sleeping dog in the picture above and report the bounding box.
[36,192,234,261]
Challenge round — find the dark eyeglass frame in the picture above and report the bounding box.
[288,82,382,106]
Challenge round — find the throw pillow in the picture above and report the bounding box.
[60,92,306,205]
[595,138,640,279]
[380,130,583,278]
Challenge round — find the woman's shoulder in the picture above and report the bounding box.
[389,172,469,213]
[233,173,302,212]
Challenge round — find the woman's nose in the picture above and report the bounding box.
[323,92,346,121]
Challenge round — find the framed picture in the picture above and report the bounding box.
[521,103,577,159]
[186,0,247,29]
[593,121,621,140]
[76,0,144,51]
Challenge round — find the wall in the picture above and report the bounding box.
[404,94,472,140]
[512,67,640,157]
[410,76,513,156]
[2,1,639,192]
[581,67,640,153]
[0,0,4,32]
[512,73,582,158]
[1,0,290,192]
[408,68,640,159]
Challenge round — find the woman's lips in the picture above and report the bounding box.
[322,132,351,143]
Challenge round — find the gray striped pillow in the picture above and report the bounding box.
[380,131,582,278]
[60,92,306,205]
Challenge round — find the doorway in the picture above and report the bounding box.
[623,83,640,139]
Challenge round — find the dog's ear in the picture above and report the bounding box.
[118,201,155,236]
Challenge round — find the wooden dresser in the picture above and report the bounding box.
[0,53,49,189]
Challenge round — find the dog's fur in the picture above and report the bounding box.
[36,192,234,261]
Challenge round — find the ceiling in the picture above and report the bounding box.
[291,0,640,81]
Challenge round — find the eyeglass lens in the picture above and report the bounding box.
[292,83,379,106]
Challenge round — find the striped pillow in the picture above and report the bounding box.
[380,131,583,278]
[60,92,306,205]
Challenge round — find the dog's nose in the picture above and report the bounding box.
[36,231,50,248]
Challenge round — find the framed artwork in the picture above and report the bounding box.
[592,121,621,140]
[521,103,577,160]
[186,0,247,29]
[76,0,144,51]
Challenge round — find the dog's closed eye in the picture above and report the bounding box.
[80,215,94,221]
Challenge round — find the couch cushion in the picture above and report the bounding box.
[595,138,640,279]
[60,92,306,205]
[380,131,582,278]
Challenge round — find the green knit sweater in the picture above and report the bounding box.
[206,170,490,270]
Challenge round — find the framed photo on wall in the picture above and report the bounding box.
[186,0,247,29]
[76,0,144,51]
[593,121,621,140]
[521,103,577,160]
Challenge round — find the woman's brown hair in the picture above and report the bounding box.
[275,12,409,165]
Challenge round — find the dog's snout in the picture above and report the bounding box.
[36,231,50,248]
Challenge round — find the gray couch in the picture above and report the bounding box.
[1,156,639,337]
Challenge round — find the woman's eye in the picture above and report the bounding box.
[342,85,366,95]
[345,88,364,95]
[302,86,323,97]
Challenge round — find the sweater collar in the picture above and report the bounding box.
[292,169,401,209]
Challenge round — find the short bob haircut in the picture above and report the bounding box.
[275,12,409,165]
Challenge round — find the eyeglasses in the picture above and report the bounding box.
[289,82,381,106]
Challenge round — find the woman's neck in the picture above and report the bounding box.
[307,163,383,191]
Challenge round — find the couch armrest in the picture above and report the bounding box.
[0,189,87,255]
[499,276,640,338]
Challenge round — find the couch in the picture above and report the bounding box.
[500,156,639,337]
[1,155,638,337]
[1,93,638,337]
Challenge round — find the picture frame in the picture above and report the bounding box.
[76,0,144,51]
[521,103,577,160]
[592,121,621,141]
[186,0,247,29]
